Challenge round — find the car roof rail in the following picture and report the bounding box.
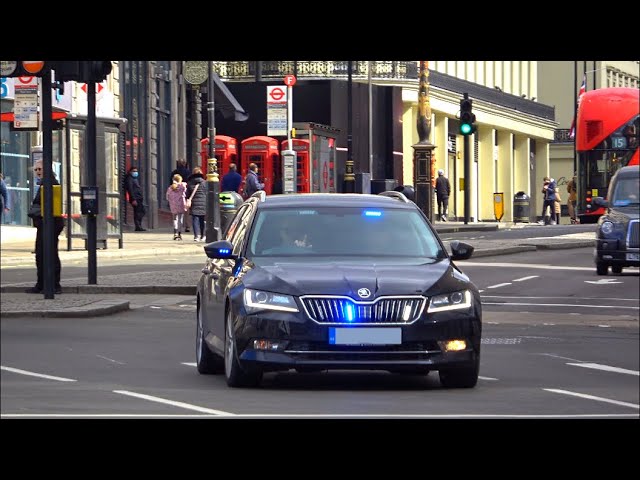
[250,191,267,202]
[378,190,410,203]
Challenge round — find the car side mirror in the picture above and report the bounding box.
[450,240,474,260]
[592,196,609,208]
[204,240,237,259]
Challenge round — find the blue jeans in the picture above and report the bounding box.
[192,215,205,238]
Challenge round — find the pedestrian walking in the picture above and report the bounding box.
[567,172,578,224]
[25,160,65,294]
[221,163,242,193]
[166,173,187,240]
[171,158,192,233]
[243,162,265,198]
[186,166,207,242]
[554,186,562,225]
[124,166,146,231]
[0,172,9,224]
[539,176,557,225]
[434,169,451,221]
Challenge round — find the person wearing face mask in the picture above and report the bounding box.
[26,160,65,294]
[124,166,146,231]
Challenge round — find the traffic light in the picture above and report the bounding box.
[1,60,47,77]
[51,61,112,84]
[459,95,476,136]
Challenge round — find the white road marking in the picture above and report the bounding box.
[462,262,595,271]
[479,376,499,381]
[2,413,637,419]
[1,365,77,382]
[598,325,612,328]
[150,306,162,309]
[113,390,234,415]
[544,389,639,410]
[513,275,539,282]
[181,362,197,367]
[483,302,639,310]
[567,363,639,376]
[537,353,585,362]
[585,279,622,284]
[96,355,125,365]
[487,283,512,289]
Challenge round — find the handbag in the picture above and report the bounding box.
[186,183,199,209]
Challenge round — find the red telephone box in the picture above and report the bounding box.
[281,139,310,193]
[240,136,279,195]
[200,135,238,177]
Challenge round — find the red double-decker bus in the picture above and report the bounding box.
[576,87,639,223]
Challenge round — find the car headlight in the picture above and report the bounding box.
[600,221,614,235]
[428,290,472,313]
[243,289,299,313]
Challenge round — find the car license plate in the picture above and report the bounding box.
[329,327,401,345]
[626,253,640,261]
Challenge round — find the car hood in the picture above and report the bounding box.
[605,207,639,222]
[242,259,472,298]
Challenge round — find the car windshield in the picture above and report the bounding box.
[247,206,445,258]
[611,177,640,207]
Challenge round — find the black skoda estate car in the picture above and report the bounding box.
[196,191,481,388]
[593,165,640,275]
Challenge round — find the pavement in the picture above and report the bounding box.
[0,220,596,318]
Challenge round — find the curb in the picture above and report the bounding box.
[0,285,197,295]
[468,246,538,257]
[0,299,130,318]
[531,240,595,250]
[435,225,500,233]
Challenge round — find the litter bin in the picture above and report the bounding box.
[218,191,244,233]
[513,191,530,223]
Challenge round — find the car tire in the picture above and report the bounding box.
[596,262,608,275]
[438,356,479,388]
[611,265,623,274]
[196,301,224,374]
[224,309,263,388]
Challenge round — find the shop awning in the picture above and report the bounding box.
[211,72,249,122]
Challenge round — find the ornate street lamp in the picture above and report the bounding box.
[344,60,355,193]
[412,61,436,222]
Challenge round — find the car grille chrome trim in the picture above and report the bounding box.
[300,295,427,325]
[627,220,639,249]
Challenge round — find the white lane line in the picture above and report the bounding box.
[1,365,77,382]
[479,376,499,381]
[481,296,638,301]
[462,262,595,271]
[567,363,639,376]
[483,302,639,310]
[96,355,125,365]
[113,390,234,416]
[487,283,512,289]
[181,362,197,367]
[478,289,485,293]
[2,413,637,419]
[537,353,585,362]
[544,389,639,410]
[513,275,539,282]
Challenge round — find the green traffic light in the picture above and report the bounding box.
[460,123,472,135]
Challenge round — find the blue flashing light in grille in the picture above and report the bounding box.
[345,303,355,322]
[363,210,382,217]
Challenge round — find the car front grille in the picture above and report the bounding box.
[628,220,639,249]
[300,295,427,325]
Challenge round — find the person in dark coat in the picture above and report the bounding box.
[244,162,265,197]
[186,166,208,242]
[221,163,242,193]
[124,166,146,231]
[435,169,451,221]
[26,160,65,294]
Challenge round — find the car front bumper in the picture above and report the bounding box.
[594,240,640,266]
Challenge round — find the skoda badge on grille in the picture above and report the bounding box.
[357,288,371,299]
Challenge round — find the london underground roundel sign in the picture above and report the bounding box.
[1,61,18,77]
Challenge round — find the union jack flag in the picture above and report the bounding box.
[569,75,587,139]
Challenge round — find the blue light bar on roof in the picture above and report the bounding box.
[363,210,382,217]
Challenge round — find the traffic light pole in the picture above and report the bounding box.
[41,70,55,299]
[343,60,355,193]
[205,61,221,243]
[87,82,97,283]
[464,133,471,224]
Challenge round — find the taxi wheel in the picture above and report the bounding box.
[439,357,479,389]
[611,265,623,274]
[596,262,608,275]
[224,309,263,388]
[196,301,223,374]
